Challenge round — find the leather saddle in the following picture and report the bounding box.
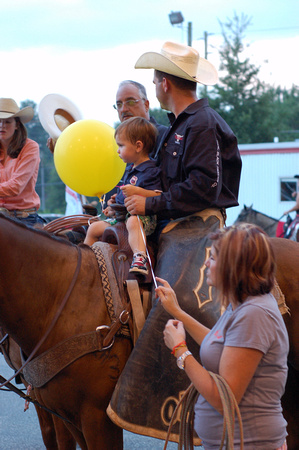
[101,204,154,290]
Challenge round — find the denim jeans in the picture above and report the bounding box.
[14,213,47,227]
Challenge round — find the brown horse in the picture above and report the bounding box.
[0,215,132,450]
[0,329,76,449]
[0,215,298,449]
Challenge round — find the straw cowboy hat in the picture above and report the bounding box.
[135,41,219,86]
[0,98,34,124]
[38,94,82,141]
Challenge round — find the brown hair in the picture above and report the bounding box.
[154,69,197,92]
[209,224,276,307]
[114,117,157,155]
[3,118,28,158]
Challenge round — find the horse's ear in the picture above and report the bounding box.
[244,204,248,210]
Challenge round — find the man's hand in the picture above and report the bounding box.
[47,137,55,154]
[124,195,146,215]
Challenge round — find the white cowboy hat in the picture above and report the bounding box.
[135,41,218,86]
[0,98,34,123]
[38,94,82,141]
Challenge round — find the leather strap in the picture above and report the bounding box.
[126,280,146,344]
[21,327,112,388]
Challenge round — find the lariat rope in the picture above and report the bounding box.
[163,374,244,450]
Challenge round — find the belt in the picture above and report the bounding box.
[0,207,37,218]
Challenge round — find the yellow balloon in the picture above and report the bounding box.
[54,119,126,197]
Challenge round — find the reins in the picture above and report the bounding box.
[0,374,73,425]
[262,213,285,234]
[0,246,82,389]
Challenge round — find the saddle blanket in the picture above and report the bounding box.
[107,210,224,444]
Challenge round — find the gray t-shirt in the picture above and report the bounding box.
[194,293,289,450]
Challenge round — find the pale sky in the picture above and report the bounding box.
[1,0,298,127]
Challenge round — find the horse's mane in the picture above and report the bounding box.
[0,213,76,248]
[239,205,278,222]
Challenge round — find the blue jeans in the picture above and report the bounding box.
[14,213,47,227]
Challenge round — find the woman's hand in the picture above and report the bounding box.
[155,277,182,318]
[163,319,186,351]
[47,137,55,154]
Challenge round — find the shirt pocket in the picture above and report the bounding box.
[163,141,184,180]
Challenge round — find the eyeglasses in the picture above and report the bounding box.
[113,99,144,110]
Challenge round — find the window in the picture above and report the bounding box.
[280,178,298,201]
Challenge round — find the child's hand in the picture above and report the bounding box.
[107,194,117,206]
[103,206,114,217]
[120,184,140,197]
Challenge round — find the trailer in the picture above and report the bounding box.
[226,141,299,226]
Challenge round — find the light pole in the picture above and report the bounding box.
[168,11,192,46]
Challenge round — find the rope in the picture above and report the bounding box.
[163,373,244,450]
[209,373,244,450]
[43,214,99,234]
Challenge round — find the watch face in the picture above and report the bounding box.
[177,358,184,370]
[177,351,191,370]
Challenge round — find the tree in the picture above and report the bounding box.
[149,108,169,126]
[201,13,299,144]
[21,100,66,213]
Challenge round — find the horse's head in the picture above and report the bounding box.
[234,205,279,237]
[235,204,254,224]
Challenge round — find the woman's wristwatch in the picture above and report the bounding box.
[176,350,192,370]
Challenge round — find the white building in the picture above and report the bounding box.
[226,141,299,225]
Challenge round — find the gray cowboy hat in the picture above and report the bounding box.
[135,41,218,86]
[0,98,34,123]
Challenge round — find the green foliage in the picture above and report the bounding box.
[149,108,169,126]
[201,13,299,144]
[21,100,66,213]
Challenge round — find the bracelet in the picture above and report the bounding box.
[171,341,187,355]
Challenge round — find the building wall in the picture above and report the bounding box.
[226,142,299,225]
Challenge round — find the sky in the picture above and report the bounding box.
[1,0,299,127]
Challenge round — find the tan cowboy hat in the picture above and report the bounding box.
[0,98,34,123]
[38,94,82,141]
[135,41,218,86]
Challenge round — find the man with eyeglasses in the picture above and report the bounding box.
[114,80,167,155]
[105,80,168,206]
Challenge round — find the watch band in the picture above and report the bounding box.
[177,350,192,370]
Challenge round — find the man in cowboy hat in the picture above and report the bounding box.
[124,41,241,226]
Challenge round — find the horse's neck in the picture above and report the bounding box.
[0,222,76,352]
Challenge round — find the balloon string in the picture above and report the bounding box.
[137,215,158,289]
[99,195,106,213]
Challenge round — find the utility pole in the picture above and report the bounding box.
[187,22,192,46]
[203,31,208,96]
[204,31,208,59]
